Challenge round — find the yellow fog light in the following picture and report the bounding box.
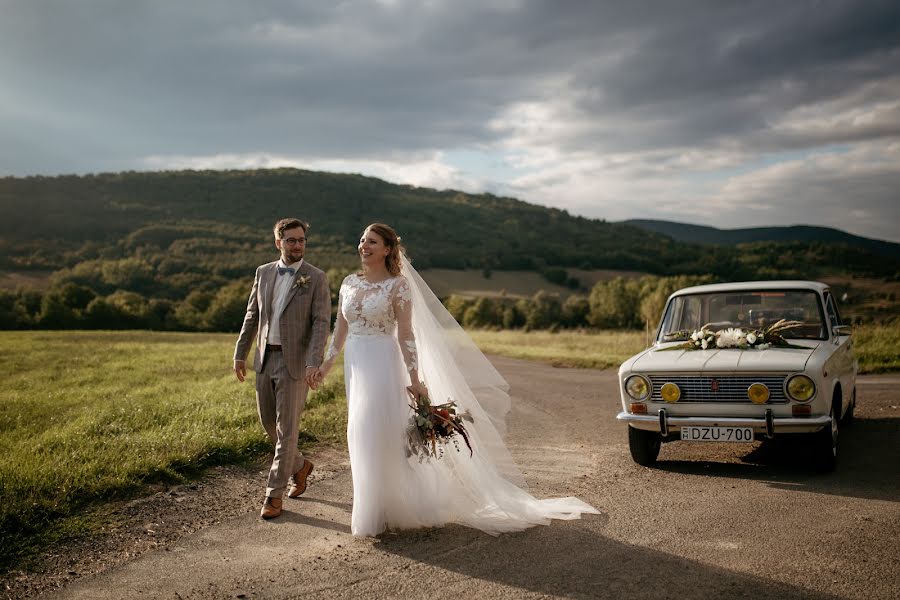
[786,375,816,402]
[747,383,770,404]
[660,382,681,403]
[625,375,650,401]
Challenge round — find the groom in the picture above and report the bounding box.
[233,218,331,519]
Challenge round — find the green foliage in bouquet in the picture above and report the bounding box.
[406,392,474,460]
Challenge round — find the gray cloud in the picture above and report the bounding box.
[1,0,898,240]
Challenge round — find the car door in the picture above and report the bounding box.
[824,291,855,413]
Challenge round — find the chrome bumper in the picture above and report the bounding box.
[616,409,831,435]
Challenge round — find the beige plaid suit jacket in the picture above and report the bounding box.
[234,260,331,380]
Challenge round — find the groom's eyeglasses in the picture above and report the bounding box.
[282,238,307,246]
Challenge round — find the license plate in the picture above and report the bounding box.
[681,426,754,443]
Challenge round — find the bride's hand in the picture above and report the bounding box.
[407,381,429,401]
[319,358,334,379]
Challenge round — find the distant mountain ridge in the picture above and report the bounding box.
[623,219,900,260]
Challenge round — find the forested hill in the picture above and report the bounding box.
[624,219,900,260]
[0,168,896,282]
[1,169,687,275]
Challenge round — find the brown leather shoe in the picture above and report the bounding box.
[288,459,314,498]
[260,496,283,519]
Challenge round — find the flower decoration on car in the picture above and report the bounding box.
[659,319,808,351]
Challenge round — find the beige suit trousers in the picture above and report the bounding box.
[256,348,309,498]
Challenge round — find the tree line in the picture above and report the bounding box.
[0,271,716,333]
[443,274,714,331]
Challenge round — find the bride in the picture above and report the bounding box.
[318,223,598,537]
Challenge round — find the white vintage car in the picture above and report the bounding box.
[616,281,857,471]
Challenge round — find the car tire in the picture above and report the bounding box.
[628,426,661,466]
[813,396,839,472]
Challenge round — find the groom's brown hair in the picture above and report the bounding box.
[273,218,309,239]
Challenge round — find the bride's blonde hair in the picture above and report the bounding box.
[362,223,405,276]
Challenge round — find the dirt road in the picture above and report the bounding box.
[34,358,900,599]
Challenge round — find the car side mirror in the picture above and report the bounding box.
[832,325,851,338]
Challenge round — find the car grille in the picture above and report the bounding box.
[648,375,788,403]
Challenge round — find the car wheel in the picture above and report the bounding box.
[813,397,839,472]
[628,426,661,466]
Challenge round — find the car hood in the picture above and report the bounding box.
[629,343,820,373]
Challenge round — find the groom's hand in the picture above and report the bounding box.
[233,360,247,382]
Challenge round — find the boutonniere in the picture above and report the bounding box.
[292,274,312,290]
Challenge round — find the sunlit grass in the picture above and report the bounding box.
[468,324,899,374]
[468,329,648,369]
[852,322,900,374]
[0,330,346,572]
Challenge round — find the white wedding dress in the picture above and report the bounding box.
[324,262,599,538]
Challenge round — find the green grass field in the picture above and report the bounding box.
[1,323,896,572]
[468,329,649,369]
[0,331,346,572]
[852,322,900,373]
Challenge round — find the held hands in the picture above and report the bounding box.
[305,366,323,390]
[307,356,338,389]
[308,358,335,390]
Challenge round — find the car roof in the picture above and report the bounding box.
[670,280,830,297]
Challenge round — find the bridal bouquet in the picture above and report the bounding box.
[406,391,474,460]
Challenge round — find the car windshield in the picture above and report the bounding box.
[658,290,826,341]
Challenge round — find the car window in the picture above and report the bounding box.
[660,290,826,340]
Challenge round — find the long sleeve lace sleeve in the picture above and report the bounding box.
[323,286,348,365]
[393,277,419,384]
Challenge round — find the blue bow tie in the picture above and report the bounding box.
[277,266,296,276]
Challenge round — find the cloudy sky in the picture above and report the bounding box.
[2,0,899,241]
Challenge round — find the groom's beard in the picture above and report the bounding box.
[282,249,304,264]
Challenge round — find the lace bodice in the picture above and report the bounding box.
[324,274,419,376]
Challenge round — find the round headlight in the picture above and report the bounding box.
[747,383,770,404]
[786,375,816,402]
[660,382,681,403]
[625,375,650,401]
